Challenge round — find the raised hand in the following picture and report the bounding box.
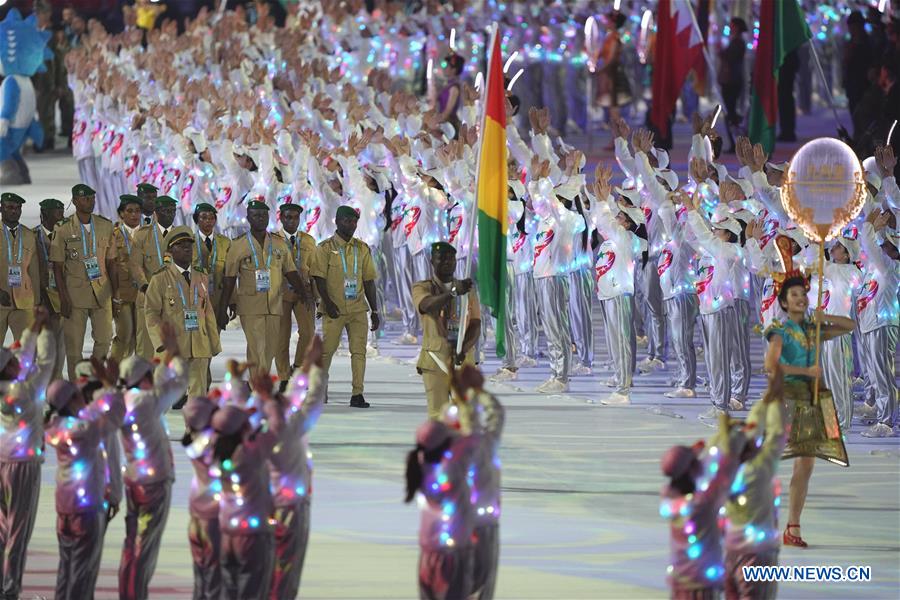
[690,156,708,183]
[876,145,897,178]
[592,163,613,200]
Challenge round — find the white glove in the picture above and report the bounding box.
[0,119,9,138]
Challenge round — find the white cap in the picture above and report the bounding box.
[619,204,646,226]
[779,224,807,249]
[509,180,526,199]
[657,169,679,191]
[650,147,670,169]
[711,205,742,236]
[727,175,753,199]
[120,355,154,388]
[614,185,642,206]
[555,174,584,201]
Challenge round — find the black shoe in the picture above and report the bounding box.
[349,395,370,408]
[277,380,288,394]
[173,394,188,410]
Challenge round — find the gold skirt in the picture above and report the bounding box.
[782,380,849,466]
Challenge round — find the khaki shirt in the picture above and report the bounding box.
[224,232,297,316]
[0,224,39,310]
[193,232,230,313]
[112,222,140,304]
[310,235,376,316]
[412,278,481,372]
[144,263,221,358]
[278,230,316,304]
[130,222,189,289]
[32,225,60,313]
[49,215,117,309]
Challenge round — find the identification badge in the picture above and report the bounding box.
[48,270,56,289]
[84,257,101,281]
[7,266,21,288]
[343,277,358,300]
[255,269,270,292]
[184,309,199,332]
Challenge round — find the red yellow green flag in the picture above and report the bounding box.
[476,26,508,357]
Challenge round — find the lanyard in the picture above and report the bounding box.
[3,225,22,265]
[38,230,49,262]
[246,232,272,270]
[195,234,218,271]
[119,224,132,256]
[80,217,96,258]
[338,243,358,277]
[175,274,199,309]
[152,225,164,266]
[292,234,301,266]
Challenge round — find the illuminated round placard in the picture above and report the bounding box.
[782,138,866,243]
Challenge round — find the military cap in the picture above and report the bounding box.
[166,230,195,249]
[39,198,65,210]
[335,205,360,220]
[193,202,217,215]
[137,182,158,193]
[0,192,25,204]
[247,200,269,211]
[155,196,177,207]
[118,194,142,210]
[279,202,303,213]
[72,183,96,197]
[431,241,457,255]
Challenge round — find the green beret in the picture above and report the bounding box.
[155,196,177,207]
[72,183,96,198]
[166,230,195,248]
[279,202,303,213]
[335,205,359,220]
[118,194,142,210]
[0,193,25,205]
[431,241,457,255]
[247,200,270,211]
[137,183,158,193]
[40,198,64,210]
[193,202,217,215]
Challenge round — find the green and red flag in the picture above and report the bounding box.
[748,0,811,153]
[475,25,508,357]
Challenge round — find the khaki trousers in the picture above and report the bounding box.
[240,314,281,374]
[0,308,32,344]
[135,294,154,359]
[110,302,136,361]
[188,358,211,398]
[322,311,368,396]
[275,300,315,381]
[47,316,66,380]
[62,304,113,381]
[421,368,451,421]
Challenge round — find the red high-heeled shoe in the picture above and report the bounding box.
[783,523,808,548]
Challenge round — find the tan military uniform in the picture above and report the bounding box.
[144,262,220,396]
[110,222,141,361]
[32,224,65,379]
[130,221,187,358]
[0,224,39,340]
[224,232,297,373]
[310,235,376,396]
[192,231,231,318]
[412,278,481,419]
[275,230,316,380]
[48,215,117,380]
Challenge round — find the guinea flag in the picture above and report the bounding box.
[748,0,810,153]
[475,25,509,357]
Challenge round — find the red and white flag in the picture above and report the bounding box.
[650,0,704,135]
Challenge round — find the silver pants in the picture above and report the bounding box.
[56,508,107,600]
[188,515,222,600]
[393,245,420,337]
[567,266,594,368]
[77,157,98,193]
[633,266,646,338]
[860,326,899,426]
[271,500,311,600]
[472,523,499,600]
[642,258,667,361]
[730,300,752,403]
[822,334,853,431]
[665,294,699,390]
[369,245,388,346]
[418,546,474,600]
[222,531,275,600]
[119,480,172,600]
[701,307,737,410]
[535,276,572,382]
[501,263,519,370]
[0,461,40,599]
[600,295,635,395]
[513,272,539,359]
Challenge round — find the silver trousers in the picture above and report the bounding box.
[642,257,667,361]
[860,326,899,426]
[665,294,699,390]
[393,245,420,337]
[822,334,853,431]
[271,500,311,600]
[472,523,499,600]
[0,461,40,599]
[501,264,519,370]
[513,272,539,359]
[633,265,646,338]
[77,157,98,195]
[119,480,172,600]
[221,531,275,600]
[701,307,738,410]
[568,266,594,368]
[535,276,572,382]
[188,515,222,600]
[56,508,107,600]
[730,300,752,403]
[600,295,635,395]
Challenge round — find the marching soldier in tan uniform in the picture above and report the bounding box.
[110,194,143,361]
[130,195,179,358]
[49,184,118,380]
[412,242,481,419]
[274,202,315,387]
[144,230,220,397]
[0,193,40,341]
[136,183,158,226]
[220,200,304,377]
[33,198,66,379]
[311,206,379,408]
[191,202,230,319]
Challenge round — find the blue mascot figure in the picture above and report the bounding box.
[0,9,53,184]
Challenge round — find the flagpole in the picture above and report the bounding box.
[806,41,847,132]
[683,0,734,142]
[456,22,499,357]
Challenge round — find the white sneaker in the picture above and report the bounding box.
[394,333,418,345]
[699,406,724,420]
[861,423,894,438]
[636,336,649,348]
[585,397,597,405]
[600,392,631,405]
[665,388,696,398]
[856,403,877,419]
[571,364,593,376]
[536,378,568,394]
[696,345,705,358]
[638,358,666,373]
[491,368,518,382]
[366,345,380,358]
[729,398,745,411]
[604,377,618,388]
[517,356,537,368]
